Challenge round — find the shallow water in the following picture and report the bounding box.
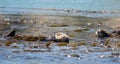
[0,15,120,64]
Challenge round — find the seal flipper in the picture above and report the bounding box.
[6,29,16,37]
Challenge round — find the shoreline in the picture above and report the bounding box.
[0,7,120,18]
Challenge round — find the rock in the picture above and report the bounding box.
[66,54,80,58]
[110,52,120,58]
[111,52,120,56]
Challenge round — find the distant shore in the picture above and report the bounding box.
[0,7,120,18]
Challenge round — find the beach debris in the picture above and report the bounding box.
[49,32,69,43]
[12,34,47,41]
[117,42,120,47]
[4,41,13,46]
[38,35,47,41]
[76,42,86,46]
[95,29,110,38]
[23,36,38,41]
[104,39,110,46]
[56,43,68,46]
[91,42,98,47]
[13,35,23,40]
[74,28,89,32]
[49,24,69,27]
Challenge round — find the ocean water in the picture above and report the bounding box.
[0,0,120,11]
[0,0,120,17]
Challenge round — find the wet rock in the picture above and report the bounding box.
[23,36,38,41]
[70,54,80,57]
[65,54,80,58]
[109,52,120,58]
[111,52,120,56]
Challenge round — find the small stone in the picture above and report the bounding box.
[70,54,80,57]
[99,55,105,58]
[111,52,120,56]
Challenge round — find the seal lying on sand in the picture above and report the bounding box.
[48,32,69,43]
[96,29,110,38]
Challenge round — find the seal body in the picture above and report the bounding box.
[49,32,69,43]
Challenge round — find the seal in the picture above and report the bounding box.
[96,29,110,38]
[49,32,69,43]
